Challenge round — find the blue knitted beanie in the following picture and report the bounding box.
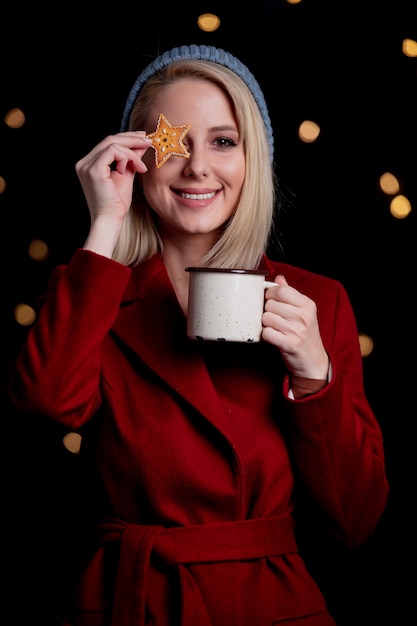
[120,44,274,162]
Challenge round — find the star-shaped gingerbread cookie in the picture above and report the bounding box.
[147,113,191,168]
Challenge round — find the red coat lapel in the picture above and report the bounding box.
[111,256,232,436]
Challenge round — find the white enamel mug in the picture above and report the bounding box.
[185,267,277,343]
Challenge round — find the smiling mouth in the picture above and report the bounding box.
[179,191,217,200]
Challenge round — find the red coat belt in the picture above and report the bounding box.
[94,516,298,626]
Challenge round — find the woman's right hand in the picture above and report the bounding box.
[75,131,153,223]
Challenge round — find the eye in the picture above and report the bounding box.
[213,136,238,148]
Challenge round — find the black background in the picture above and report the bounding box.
[1,1,416,624]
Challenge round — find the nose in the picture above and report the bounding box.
[182,144,209,178]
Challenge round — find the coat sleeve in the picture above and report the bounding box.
[280,274,389,549]
[6,249,131,429]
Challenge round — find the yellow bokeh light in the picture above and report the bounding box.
[402,38,417,57]
[359,334,374,357]
[390,194,412,219]
[379,172,400,195]
[4,107,26,129]
[63,432,82,454]
[14,303,36,326]
[197,13,221,32]
[298,120,321,143]
[29,239,50,261]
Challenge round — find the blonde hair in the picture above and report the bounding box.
[113,60,278,269]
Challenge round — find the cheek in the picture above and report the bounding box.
[225,157,245,189]
[142,166,168,208]
[222,150,245,178]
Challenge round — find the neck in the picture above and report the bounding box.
[161,242,204,316]
[160,230,220,314]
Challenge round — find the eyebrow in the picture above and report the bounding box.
[208,125,238,133]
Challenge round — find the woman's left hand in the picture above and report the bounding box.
[262,275,329,379]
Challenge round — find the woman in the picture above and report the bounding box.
[6,44,389,626]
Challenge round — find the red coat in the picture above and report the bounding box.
[8,249,389,626]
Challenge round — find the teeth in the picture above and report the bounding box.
[181,192,216,200]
